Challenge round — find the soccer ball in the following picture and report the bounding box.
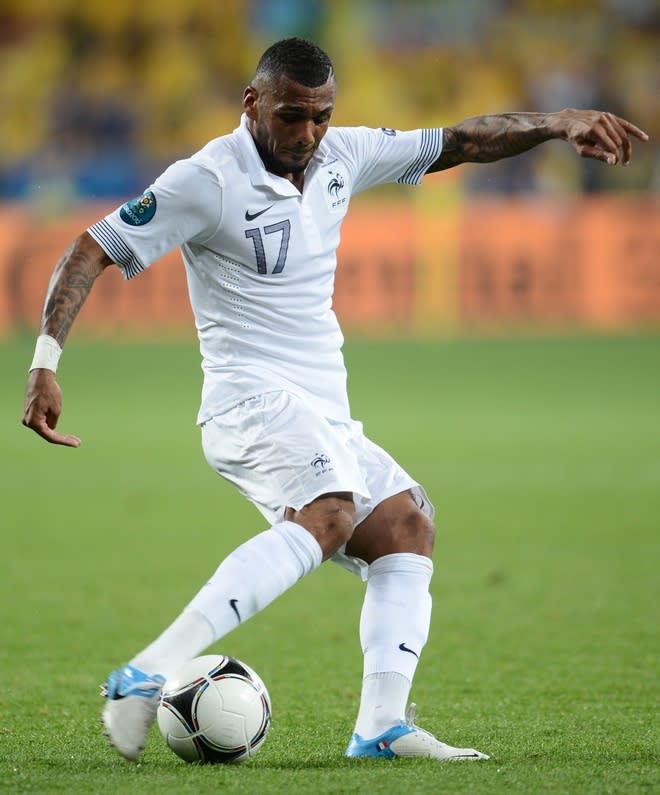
[157,654,271,764]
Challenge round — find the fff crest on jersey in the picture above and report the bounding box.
[325,170,347,212]
[120,191,157,226]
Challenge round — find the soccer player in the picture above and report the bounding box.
[22,38,648,762]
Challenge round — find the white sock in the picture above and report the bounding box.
[130,607,214,679]
[353,552,433,739]
[130,520,322,678]
[354,672,411,739]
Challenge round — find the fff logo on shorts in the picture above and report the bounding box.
[311,453,333,476]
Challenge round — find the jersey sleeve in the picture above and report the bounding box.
[332,126,443,194]
[87,158,223,279]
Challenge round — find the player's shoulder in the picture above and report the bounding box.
[190,130,241,171]
[193,127,241,160]
[325,125,375,146]
[324,125,409,154]
[163,129,243,191]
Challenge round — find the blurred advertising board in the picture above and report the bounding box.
[1,194,658,338]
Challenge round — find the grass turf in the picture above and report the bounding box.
[1,334,658,794]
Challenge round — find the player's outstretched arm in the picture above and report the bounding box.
[22,231,113,447]
[428,108,649,172]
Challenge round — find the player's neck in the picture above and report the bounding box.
[288,173,305,192]
[265,166,304,192]
[251,138,305,191]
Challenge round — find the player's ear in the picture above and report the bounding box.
[243,86,258,119]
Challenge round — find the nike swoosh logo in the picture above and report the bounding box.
[245,206,274,222]
[398,642,419,658]
[229,598,241,622]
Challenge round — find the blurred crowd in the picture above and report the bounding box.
[1,0,657,205]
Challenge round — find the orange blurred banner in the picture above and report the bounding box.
[1,195,658,338]
[458,196,660,329]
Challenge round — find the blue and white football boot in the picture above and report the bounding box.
[101,664,165,761]
[345,703,489,761]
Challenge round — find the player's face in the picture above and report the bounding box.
[244,74,336,180]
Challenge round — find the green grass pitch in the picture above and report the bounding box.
[1,334,658,794]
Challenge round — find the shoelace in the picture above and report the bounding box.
[404,703,441,745]
[404,702,418,726]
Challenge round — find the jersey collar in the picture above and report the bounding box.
[237,114,331,195]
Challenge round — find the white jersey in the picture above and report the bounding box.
[88,115,442,424]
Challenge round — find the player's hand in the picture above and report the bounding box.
[22,369,81,447]
[555,108,649,166]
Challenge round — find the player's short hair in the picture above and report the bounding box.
[253,37,334,88]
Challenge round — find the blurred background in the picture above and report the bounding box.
[0,0,658,337]
[2,7,659,788]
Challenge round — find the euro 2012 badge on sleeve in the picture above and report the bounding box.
[120,191,157,226]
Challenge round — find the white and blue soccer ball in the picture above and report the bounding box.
[157,654,271,764]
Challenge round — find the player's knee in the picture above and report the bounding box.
[285,492,356,559]
[322,498,356,549]
[417,513,436,555]
[398,505,436,556]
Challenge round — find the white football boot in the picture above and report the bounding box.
[345,703,489,761]
[101,664,165,761]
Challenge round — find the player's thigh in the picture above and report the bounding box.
[201,391,370,525]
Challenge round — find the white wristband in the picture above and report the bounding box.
[29,335,63,373]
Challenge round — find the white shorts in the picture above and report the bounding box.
[201,390,434,579]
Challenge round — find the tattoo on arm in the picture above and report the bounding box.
[430,112,554,172]
[41,235,110,346]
